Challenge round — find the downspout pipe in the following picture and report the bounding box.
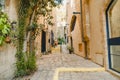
[80,0,84,42]
[80,0,88,59]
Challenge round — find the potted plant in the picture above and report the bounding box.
[67,45,74,54]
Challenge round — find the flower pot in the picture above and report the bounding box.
[69,50,72,54]
[5,36,11,43]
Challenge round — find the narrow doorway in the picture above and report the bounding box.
[41,30,46,53]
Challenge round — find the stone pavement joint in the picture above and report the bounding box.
[53,67,105,80]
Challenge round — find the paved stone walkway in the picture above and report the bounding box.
[59,71,119,80]
[18,45,119,80]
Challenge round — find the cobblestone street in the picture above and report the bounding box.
[19,45,119,80]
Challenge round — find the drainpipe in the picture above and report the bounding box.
[80,0,88,59]
[80,0,84,42]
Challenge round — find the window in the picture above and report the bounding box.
[106,0,120,73]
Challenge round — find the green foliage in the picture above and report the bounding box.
[27,22,38,31]
[26,51,36,72]
[15,51,36,77]
[58,37,65,44]
[15,0,63,77]
[15,0,33,77]
[0,10,11,45]
[15,55,27,77]
[67,45,74,52]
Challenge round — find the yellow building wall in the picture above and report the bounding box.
[108,0,120,71]
[67,0,85,57]
[85,0,107,66]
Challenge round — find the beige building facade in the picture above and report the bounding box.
[35,7,57,56]
[0,0,120,79]
[66,0,85,57]
[67,0,120,76]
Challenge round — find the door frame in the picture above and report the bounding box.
[106,0,120,73]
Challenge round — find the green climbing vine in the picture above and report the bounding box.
[0,9,11,45]
[15,0,63,77]
[15,0,36,77]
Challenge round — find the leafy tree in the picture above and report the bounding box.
[15,0,63,77]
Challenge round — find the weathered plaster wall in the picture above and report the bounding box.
[67,0,85,57]
[35,31,42,56]
[0,0,18,79]
[0,45,16,80]
[66,0,111,66]
[87,0,106,66]
[82,0,91,59]
[35,15,44,56]
[35,8,57,55]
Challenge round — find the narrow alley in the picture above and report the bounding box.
[1,0,120,80]
[18,45,119,80]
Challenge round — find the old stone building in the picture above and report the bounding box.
[35,7,57,56]
[0,0,120,79]
[66,0,85,57]
[66,0,120,76]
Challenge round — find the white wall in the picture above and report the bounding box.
[0,0,18,79]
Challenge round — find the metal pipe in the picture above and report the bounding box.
[80,0,84,42]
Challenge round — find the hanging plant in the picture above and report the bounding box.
[5,36,11,43]
[0,10,11,45]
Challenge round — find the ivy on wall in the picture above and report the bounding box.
[15,0,32,77]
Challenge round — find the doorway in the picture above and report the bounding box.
[106,0,120,73]
[41,30,46,53]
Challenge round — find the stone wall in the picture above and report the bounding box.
[66,0,111,66]
[35,8,57,55]
[87,0,106,66]
[82,0,111,66]
[67,0,85,57]
[0,45,16,80]
[0,0,18,79]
